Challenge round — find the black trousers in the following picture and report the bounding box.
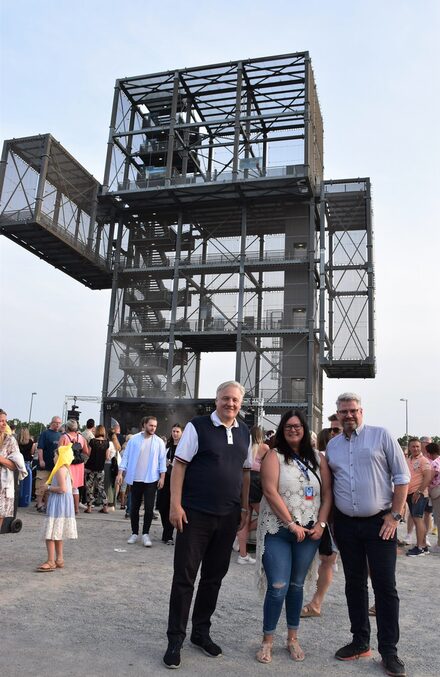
[334,509,400,657]
[166,506,240,646]
[130,481,157,535]
[156,471,174,542]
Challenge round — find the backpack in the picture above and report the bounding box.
[65,433,84,465]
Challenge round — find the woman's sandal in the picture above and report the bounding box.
[36,562,56,572]
[55,560,64,569]
[256,641,273,663]
[300,604,321,618]
[99,507,109,514]
[286,638,305,662]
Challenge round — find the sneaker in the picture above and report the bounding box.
[153,511,160,520]
[232,536,239,552]
[422,546,430,554]
[406,546,425,557]
[382,654,406,676]
[335,642,372,660]
[237,554,256,564]
[142,534,152,547]
[166,539,174,546]
[163,643,181,669]
[127,533,138,544]
[190,633,222,657]
[78,502,87,510]
[425,537,431,547]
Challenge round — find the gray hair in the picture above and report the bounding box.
[420,436,432,444]
[65,419,78,432]
[336,392,362,408]
[216,381,245,399]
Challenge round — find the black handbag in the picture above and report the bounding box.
[299,456,335,556]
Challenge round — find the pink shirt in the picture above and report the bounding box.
[407,454,431,496]
[429,457,440,490]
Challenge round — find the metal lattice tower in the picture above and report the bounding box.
[0,52,375,432]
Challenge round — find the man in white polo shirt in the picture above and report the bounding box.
[163,381,252,669]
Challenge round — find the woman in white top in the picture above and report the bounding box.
[255,409,332,664]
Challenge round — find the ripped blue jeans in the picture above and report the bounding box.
[262,527,320,633]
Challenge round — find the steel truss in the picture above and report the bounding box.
[0,52,374,433]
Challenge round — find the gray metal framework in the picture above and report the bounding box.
[0,52,375,432]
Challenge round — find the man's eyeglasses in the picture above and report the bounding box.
[284,424,303,432]
[337,409,360,416]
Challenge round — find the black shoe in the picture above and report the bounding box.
[335,642,372,660]
[382,654,406,676]
[163,643,181,669]
[190,633,222,657]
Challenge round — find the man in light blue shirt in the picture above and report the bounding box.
[326,393,409,677]
[116,416,166,547]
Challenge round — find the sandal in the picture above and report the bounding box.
[55,560,64,569]
[99,507,109,514]
[300,604,321,618]
[256,641,273,663]
[84,507,92,513]
[36,561,56,572]
[286,639,305,662]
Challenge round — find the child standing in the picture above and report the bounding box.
[36,444,77,572]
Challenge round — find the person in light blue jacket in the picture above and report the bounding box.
[116,416,166,547]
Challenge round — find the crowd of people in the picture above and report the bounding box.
[1,388,439,677]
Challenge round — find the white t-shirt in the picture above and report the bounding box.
[134,437,152,481]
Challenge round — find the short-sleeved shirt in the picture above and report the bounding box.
[429,457,440,490]
[37,429,62,471]
[175,412,251,516]
[407,454,432,496]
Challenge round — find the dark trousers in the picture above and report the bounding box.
[156,471,174,542]
[130,481,157,535]
[166,507,240,646]
[334,509,400,657]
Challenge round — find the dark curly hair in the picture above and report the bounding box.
[273,409,318,470]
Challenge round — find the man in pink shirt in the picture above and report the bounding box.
[405,438,432,557]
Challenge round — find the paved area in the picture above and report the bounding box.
[2,506,438,677]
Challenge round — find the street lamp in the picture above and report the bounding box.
[400,398,408,440]
[28,392,37,426]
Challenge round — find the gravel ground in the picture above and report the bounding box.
[2,506,438,677]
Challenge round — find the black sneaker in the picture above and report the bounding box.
[335,642,372,660]
[190,633,222,657]
[382,654,406,676]
[422,546,430,555]
[163,643,181,669]
[406,546,425,557]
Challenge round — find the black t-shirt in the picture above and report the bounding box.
[85,438,109,472]
[19,440,34,462]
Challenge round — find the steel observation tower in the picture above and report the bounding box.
[0,52,375,432]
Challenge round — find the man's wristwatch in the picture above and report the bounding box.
[391,511,402,521]
[319,522,326,529]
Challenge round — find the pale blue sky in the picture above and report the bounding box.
[1,0,439,436]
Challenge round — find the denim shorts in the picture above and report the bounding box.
[407,493,428,518]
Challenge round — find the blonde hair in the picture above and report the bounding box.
[18,427,31,445]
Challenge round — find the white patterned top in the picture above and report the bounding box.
[255,450,321,595]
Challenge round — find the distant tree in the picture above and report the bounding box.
[8,419,46,440]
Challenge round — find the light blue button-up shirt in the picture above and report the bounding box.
[326,424,409,517]
[119,432,166,485]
